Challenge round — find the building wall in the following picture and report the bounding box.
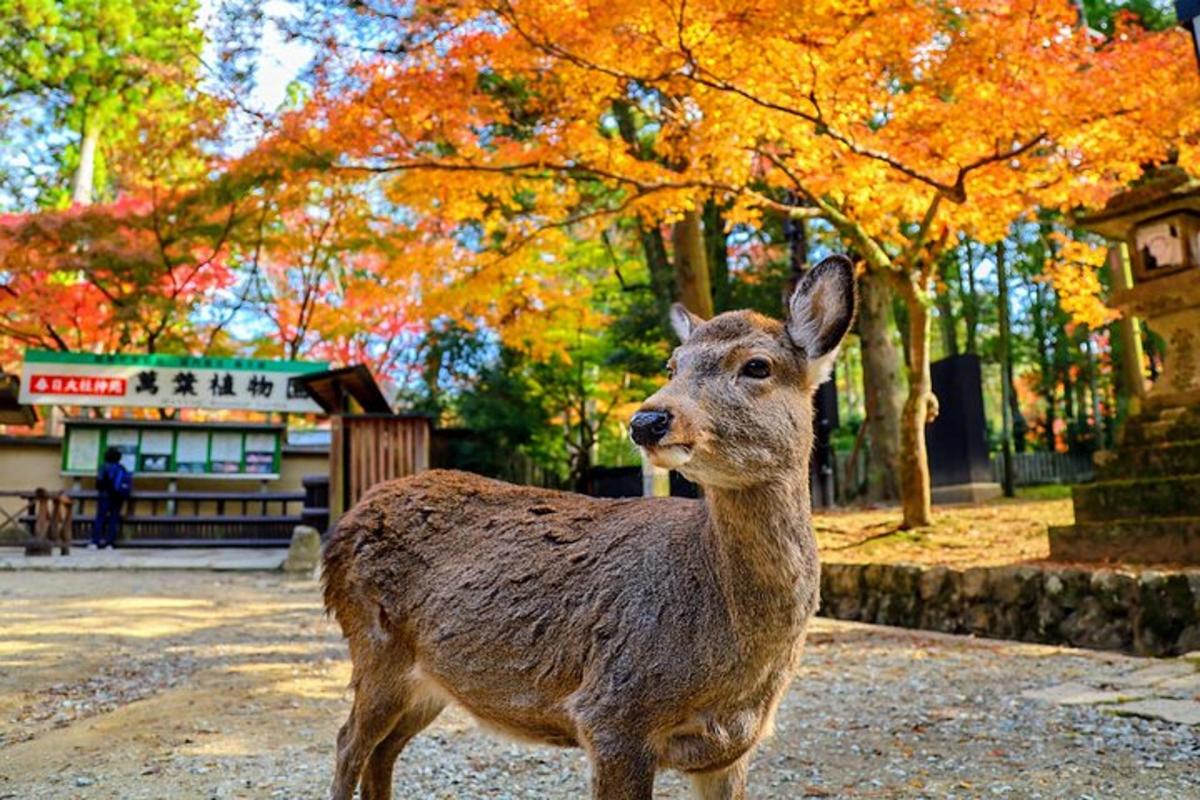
[0,435,328,525]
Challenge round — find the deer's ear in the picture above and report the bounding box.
[786,254,856,384]
[669,303,704,343]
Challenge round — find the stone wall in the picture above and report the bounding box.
[819,562,1200,658]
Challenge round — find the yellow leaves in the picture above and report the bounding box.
[1043,232,1119,330]
[244,0,1200,359]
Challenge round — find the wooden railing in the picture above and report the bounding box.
[9,480,332,548]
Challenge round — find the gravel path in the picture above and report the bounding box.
[0,571,1196,799]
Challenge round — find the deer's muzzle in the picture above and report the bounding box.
[630,410,672,446]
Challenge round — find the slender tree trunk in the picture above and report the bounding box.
[996,241,1016,497]
[963,243,979,355]
[898,279,934,528]
[672,208,713,319]
[934,281,959,358]
[641,225,676,334]
[1032,282,1057,452]
[71,121,101,206]
[704,199,732,314]
[1085,334,1103,446]
[858,269,903,502]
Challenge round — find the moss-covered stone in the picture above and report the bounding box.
[1074,476,1200,523]
[1095,439,1200,480]
[1133,572,1196,656]
[817,562,1199,657]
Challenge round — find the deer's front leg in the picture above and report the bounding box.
[584,735,656,800]
[688,754,749,800]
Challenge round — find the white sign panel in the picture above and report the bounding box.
[66,428,101,472]
[19,350,329,413]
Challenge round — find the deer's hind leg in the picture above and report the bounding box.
[331,639,427,800]
[359,695,445,800]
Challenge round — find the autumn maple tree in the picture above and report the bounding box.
[275,0,1200,524]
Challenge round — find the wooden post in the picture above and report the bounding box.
[329,415,345,522]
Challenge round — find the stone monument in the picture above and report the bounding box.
[926,354,1002,504]
[1050,168,1200,564]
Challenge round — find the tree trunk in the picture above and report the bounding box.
[641,224,676,335]
[898,280,934,528]
[70,121,101,206]
[672,208,713,318]
[962,243,979,355]
[1032,282,1057,452]
[858,270,903,502]
[934,268,959,358]
[996,241,1016,496]
[1085,334,1103,446]
[704,199,732,314]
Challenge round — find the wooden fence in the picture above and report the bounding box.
[991,451,1094,486]
[332,415,431,516]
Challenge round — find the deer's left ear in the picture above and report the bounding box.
[786,254,857,385]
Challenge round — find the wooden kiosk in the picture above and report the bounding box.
[295,365,431,525]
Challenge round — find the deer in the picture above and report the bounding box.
[322,254,856,800]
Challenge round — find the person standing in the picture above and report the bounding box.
[91,447,132,549]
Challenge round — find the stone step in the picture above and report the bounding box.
[1121,407,1200,447]
[1095,439,1200,480]
[1049,518,1200,565]
[1073,475,1200,523]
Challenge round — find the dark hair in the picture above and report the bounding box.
[104,446,122,464]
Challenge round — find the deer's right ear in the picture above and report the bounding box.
[786,254,857,384]
[669,303,703,343]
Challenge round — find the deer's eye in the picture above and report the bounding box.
[740,358,771,379]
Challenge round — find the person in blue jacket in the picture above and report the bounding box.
[92,447,132,548]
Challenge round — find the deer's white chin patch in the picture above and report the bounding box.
[644,444,693,470]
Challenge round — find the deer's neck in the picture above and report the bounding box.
[701,474,820,629]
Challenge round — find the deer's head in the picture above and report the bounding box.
[631,255,856,489]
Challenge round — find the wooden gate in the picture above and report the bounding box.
[331,415,431,520]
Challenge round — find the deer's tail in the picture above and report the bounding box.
[321,514,361,637]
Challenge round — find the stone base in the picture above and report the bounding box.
[932,481,1003,505]
[1054,404,1200,565]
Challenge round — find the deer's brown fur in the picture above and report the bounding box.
[323,255,856,800]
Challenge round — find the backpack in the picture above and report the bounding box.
[112,464,133,498]
[98,462,132,498]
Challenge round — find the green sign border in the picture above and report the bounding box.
[26,349,329,375]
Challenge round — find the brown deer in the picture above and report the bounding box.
[323,254,856,800]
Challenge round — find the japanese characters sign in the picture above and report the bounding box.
[20,350,330,413]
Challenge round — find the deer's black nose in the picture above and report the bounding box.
[630,410,672,446]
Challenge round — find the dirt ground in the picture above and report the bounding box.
[814,496,1072,568]
[1,569,1197,799]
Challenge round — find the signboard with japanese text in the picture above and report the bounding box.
[62,419,285,479]
[20,350,330,413]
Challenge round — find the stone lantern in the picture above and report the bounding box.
[1082,170,1200,409]
[1049,168,1200,564]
